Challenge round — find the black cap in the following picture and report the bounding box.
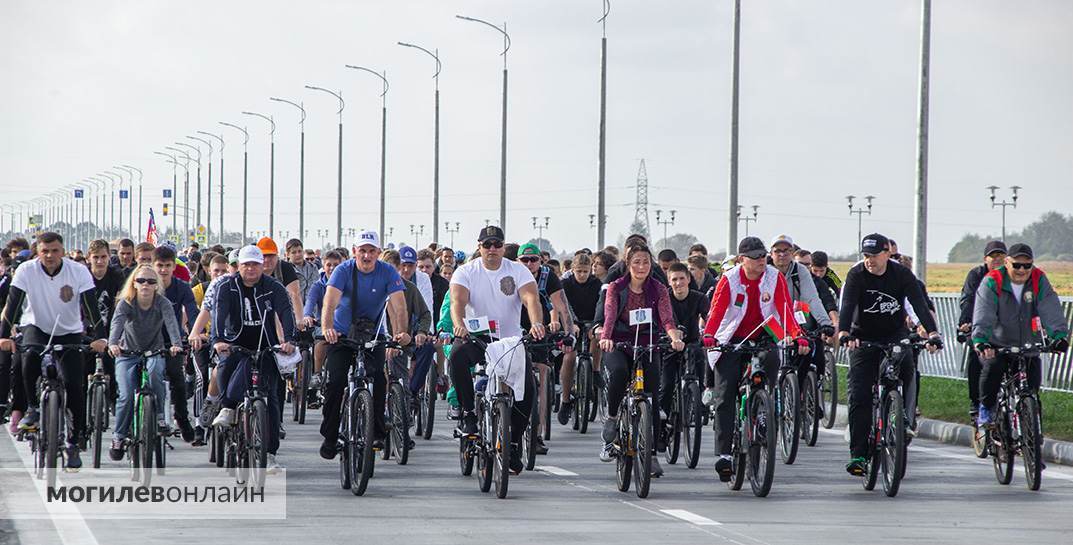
[477,225,505,243]
[737,237,767,259]
[1007,243,1033,259]
[811,250,829,268]
[861,233,889,255]
[983,240,1007,257]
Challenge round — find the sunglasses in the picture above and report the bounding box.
[1010,262,1033,270]
[481,240,504,249]
[134,278,158,285]
[519,256,540,263]
[771,248,792,255]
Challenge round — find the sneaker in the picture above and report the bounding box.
[599,443,614,462]
[157,417,170,434]
[8,410,23,435]
[460,412,478,436]
[17,409,39,431]
[557,398,575,426]
[192,426,206,446]
[601,418,619,443]
[535,436,549,456]
[715,456,734,482]
[212,408,236,427]
[650,457,664,478]
[846,456,867,476]
[199,399,219,428]
[509,443,524,474]
[371,438,385,451]
[446,405,461,420]
[319,439,338,460]
[407,438,416,450]
[977,406,993,427]
[309,373,323,389]
[177,418,195,442]
[702,388,718,407]
[65,444,82,470]
[279,423,286,440]
[436,375,448,395]
[266,454,282,475]
[109,438,125,461]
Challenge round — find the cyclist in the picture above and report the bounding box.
[517,242,576,455]
[972,243,1068,427]
[793,249,838,327]
[687,255,717,299]
[418,248,450,396]
[449,226,545,474]
[210,245,297,473]
[701,236,809,481]
[380,249,432,450]
[87,239,124,400]
[187,253,231,444]
[557,252,604,423]
[257,237,305,329]
[285,238,320,302]
[107,265,183,460]
[838,234,942,476]
[769,236,834,329]
[301,249,345,393]
[0,232,109,469]
[317,230,411,460]
[958,240,1007,424]
[808,251,841,298]
[134,242,155,267]
[115,238,136,276]
[152,244,198,442]
[661,262,708,448]
[395,247,436,404]
[598,243,685,476]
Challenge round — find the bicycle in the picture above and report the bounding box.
[292,327,316,425]
[85,351,111,469]
[986,343,1048,491]
[958,331,989,459]
[120,348,173,487]
[775,346,802,465]
[819,345,838,430]
[799,336,822,449]
[219,344,285,490]
[570,321,596,434]
[663,344,703,469]
[382,351,413,466]
[414,350,437,441]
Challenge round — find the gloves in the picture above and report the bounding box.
[702,335,717,349]
[819,325,835,338]
[795,337,811,349]
[926,335,944,350]
[975,342,993,353]
[1049,337,1069,354]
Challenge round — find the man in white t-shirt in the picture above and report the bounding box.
[449,226,545,475]
[0,232,108,469]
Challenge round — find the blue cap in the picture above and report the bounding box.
[16,249,31,260]
[454,250,466,263]
[399,246,417,264]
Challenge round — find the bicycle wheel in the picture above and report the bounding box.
[880,390,906,497]
[728,401,746,491]
[295,351,310,424]
[493,399,511,499]
[44,391,60,490]
[633,399,653,498]
[1018,396,1042,491]
[523,397,538,471]
[821,354,837,429]
[211,426,225,468]
[139,395,155,488]
[683,381,702,469]
[664,389,681,466]
[381,389,393,462]
[352,389,376,496]
[615,411,632,493]
[748,388,776,497]
[422,365,436,440]
[459,434,474,476]
[972,421,988,459]
[90,383,106,469]
[575,357,591,434]
[992,406,1014,485]
[339,396,351,490]
[248,399,269,490]
[390,384,410,465]
[801,370,819,447]
[477,402,493,493]
[779,371,800,465]
[863,417,880,491]
[542,370,553,441]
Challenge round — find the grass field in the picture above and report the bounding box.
[831,262,1073,296]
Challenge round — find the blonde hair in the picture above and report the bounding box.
[120,265,165,304]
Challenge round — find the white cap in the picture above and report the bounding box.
[356,229,380,249]
[769,234,795,248]
[237,245,264,264]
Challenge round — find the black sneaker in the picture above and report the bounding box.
[191,426,206,447]
[715,456,734,482]
[319,439,338,460]
[177,418,195,443]
[407,438,416,450]
[846,456,868,476]
[509,443,524,474]
[371,438,385,451]
[108,439,125,461]
[461,412,478,436]
[65,444,82,470]
[279,423,287,440]
[535,436,549,455]
[557,398,574,426]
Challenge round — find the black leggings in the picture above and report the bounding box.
[0,350,27,412]
[165,353,189,424]
[448,339,536,446]
[21,328,86,444]
[320,342,387,444]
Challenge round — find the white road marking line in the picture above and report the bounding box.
[661,509,722,526]
[535,465,579,476]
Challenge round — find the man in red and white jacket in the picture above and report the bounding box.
[701,236,810,481]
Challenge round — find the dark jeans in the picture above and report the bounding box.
[216,350,282,455]
[847,345,915,459]
[21,327,86,444]
[711,346,779,455]
[320,341,387,445]
[0,350,27,412]
[407,343,437,395]
[979,353,1041,411]
[448,339,535,446]
[164,353,189,424]
[965,347,982,411]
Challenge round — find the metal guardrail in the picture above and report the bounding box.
[836,293,1073,392]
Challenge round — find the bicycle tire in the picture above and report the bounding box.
[821,353,837,429]
[972,421,988,459]
[575,357,591,434]
[422,364,436,440]
[390,384,410,465]
[248,400,268,490]
[615,412,632,492]
[493,399,511,499]
[212,426,225,468]
[880,389,906,497]
[542,369,553,441]
[863,417,880,491]
[459,434,474,476]
[1019,396,1042,491]
[633,399,653,498]
[992,406,1014,485]
[381,389,393,462]
[664,389,681,466]
[524,398,538,471]
[779,371,800,465]
[90,383,106,469]
[477,401,493,493]
[728,403,746,491]
[45,391,60,490]
[802,371,819,447]
[339,396,351,490]
[140,395,155,488]
[683,381,702,469]
[353,389,376,496]
[749,388,776,497]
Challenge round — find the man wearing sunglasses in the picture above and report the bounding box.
[957,240,1006,424]
[972,243,1068,427]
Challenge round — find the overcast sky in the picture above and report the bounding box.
[2,0,1070,259]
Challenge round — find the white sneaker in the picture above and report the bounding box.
[599,443,614,462]
[702,388,718,406]
[212,408,236,427]
[266,454,282,475]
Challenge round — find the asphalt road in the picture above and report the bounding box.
[3,399,1073,545]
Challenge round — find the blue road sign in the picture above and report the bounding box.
[119,190,129,199]
[163,189,173,198]
[74,189,84,198]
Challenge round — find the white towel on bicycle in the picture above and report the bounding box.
[484,336,527,402]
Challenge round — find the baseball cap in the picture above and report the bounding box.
[356,230,380,249]
[983,240,1007,257]
[237,245,264,265]
[256,237,278,256]
[399,246,417,264]
[478,225,505,243]
[769,234,795,249]
[861,233,890,256]
[1007,243,1033,259]
[228,249,240,265]
[737,237,767,259]
[518,243,540,257]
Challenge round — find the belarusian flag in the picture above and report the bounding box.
[146,208,158,245]
[762,314,786,342]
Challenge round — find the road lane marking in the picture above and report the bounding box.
[536,465,579,476]
[661,509,722,526]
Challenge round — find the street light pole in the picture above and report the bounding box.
[987,185,1021,242]
[165,146,192,241]
[220,122,249,245]
[912,0,932,280]
[410,224,425,249]
[243,111,276,239]
[305,85,345,247]
[457,14,510,232]
[104,170,127,237]
[398,41,442,243]
[269,97,306,242]
[655,209,676,250]
[531,216,550,251]
[175,141,202,236]
[345,65,390,240]
[444,221,460,249]
[187,136,215,239]
[197,131,224,245]
[736,205,759,236]
[596,0,610,249]
[847,195,875,255]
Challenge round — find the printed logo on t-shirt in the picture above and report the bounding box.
[59,285,74,303]
[863,290,901,315]
[500,276,516,296]
[761,292,771,303]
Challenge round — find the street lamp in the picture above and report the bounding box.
[736,204,759,236]
[398,41,442,243]
[174,141,203,235]
[186,136,215,239]
[153,151,178,236]
[655,209,676,250]
[269,97,306,241]
[345,65,390,239]
[99,171,121,237]
[105,169,129,238]
[197,131,225,245]
[847,195,875,254]
[444,221,460,248]
[596,0,611,248]
[987,185,1021,243]
[220,122,249,245]
[305,85,345,247]
[85,178,105,239]
[116,165,140,239]
[531,216,549,251]
[164,146,193,238]
[410,224,425,249]
[456,14,510,231]
[242,111,276,239]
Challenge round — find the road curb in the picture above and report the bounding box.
[832,404,1073,466]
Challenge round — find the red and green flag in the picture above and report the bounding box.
[762,314,787,342]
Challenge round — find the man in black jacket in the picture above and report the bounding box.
[957,240,1006,420]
